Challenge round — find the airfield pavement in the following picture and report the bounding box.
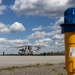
[0,56,67,75]
[0,56,65,67]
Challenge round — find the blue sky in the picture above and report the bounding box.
[0,0,74,54]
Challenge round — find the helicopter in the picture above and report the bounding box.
[8,45,44,55]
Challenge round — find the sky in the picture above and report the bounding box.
[0,0,74,54]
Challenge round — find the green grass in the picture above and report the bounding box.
[59,63,64,65]
[0,63,53,71]
[44,63,53,66]
[52,68,57,73]
[52,68,56,72]
[0,66,21,71]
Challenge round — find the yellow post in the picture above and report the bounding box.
[65,32,75,75]
[60,8,75,75]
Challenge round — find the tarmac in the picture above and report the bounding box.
[0,56,65,67]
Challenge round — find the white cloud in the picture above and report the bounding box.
[0,38,7,43]
[46,17,64,51]
[0,37,30,54]
[35,38,52,46]
[32,17,64,52]
[53,35,64,40]
[51,17,64,30]
[11,0,73,17]
[8,39,29,46]
[9,22,25,33]
[31,17,64,38]
[0,5,7,15]
[0,0,67,53]
[27,17,65,52]
[56,17,64,26]
[28,31,57,39]
[35,38,52,43]
[52,34,64,47]
[0,38,29,48]
[0,22,9,33]
[0,0,7,15]
[54,39,64,47]
[0,22,25,34]
[32,26,43,31]
[0,18,64,52]
[28,30,61,39]
[28,31,46,39]
[49,17,64,37]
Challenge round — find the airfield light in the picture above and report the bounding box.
[64,8,75,24]
[60,7,75,75]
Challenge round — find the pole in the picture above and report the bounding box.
[60,7,75,75]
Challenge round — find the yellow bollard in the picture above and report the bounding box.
[65,32,75,75]
[60,8,75,75]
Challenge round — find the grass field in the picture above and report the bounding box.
[0,63,67,75]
